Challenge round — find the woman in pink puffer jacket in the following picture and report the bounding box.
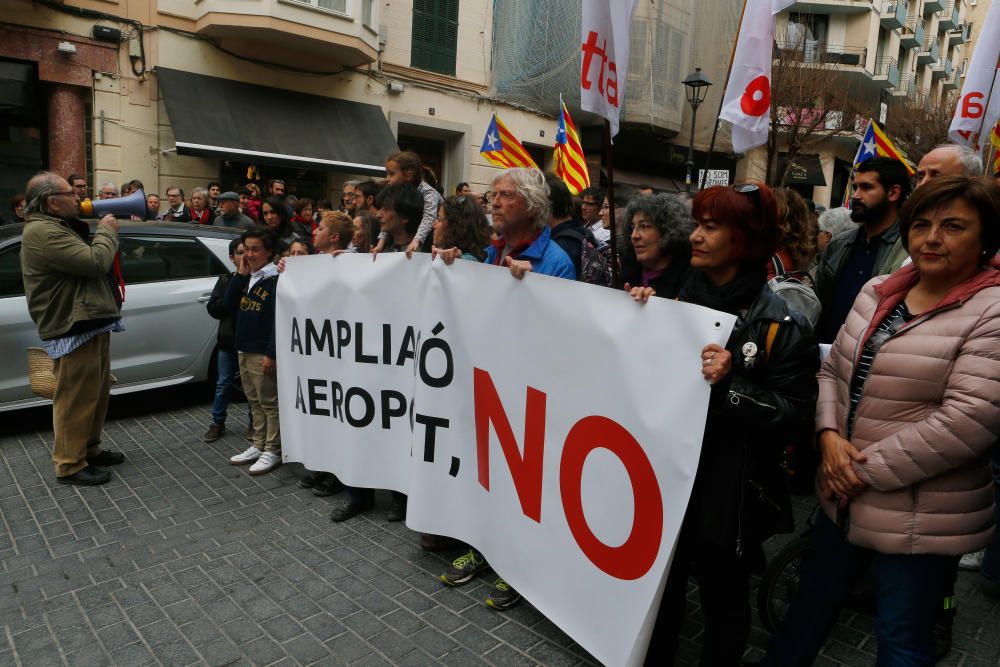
[762,176,1000,666]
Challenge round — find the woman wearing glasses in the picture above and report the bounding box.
[761,177,1000,665]
[644,182,820,665]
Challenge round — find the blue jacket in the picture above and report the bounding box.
[484,226,576,280]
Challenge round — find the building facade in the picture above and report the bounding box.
[750,0,974,207]
[0,0,556,207]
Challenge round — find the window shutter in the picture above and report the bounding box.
[411,0,459,76]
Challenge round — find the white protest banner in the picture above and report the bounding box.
[276,254,735,666]
[948,0,1000,147]
[581,0,639,138]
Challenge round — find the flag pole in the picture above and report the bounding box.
[700,0,750,190]
[603,119,620,287]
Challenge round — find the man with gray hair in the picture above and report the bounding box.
[915,143,984,189]
[341,180,360,216]
[483,167,575,280]
[815,207,857,254]
[20,172,126,486]
[98,182,118,199]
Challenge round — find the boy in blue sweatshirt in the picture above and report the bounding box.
[224,229,282,474]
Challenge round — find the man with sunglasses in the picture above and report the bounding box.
[19,172,126,486]
[813,157,911,343]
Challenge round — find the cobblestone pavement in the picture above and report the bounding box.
[1,386,998,666]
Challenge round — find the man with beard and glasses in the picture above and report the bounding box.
[813,157,911,343]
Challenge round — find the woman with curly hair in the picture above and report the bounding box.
[769,187,818,278]
[620,193,694,301]
[433,195,493,262]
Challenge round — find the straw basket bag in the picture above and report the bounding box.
[25,347,117,400]
[26,347,56,399]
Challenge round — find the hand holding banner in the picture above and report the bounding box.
[276,254,735,665]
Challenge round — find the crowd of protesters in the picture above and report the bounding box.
[14,142,1000,665]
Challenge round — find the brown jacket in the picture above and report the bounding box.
[816,264,1000,555]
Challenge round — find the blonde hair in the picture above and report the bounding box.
[320,210,354,250]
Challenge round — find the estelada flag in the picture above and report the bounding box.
[554,97,590,195]
[842,119,915,206]
[480,113,538,169]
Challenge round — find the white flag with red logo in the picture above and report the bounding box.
[948,0,1000,148]
[581,0,639,138]
[720,0,798,153]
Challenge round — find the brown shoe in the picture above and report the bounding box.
[203,423,226,442]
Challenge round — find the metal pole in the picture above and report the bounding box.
[685,102,698,193]
[603,119,620,287]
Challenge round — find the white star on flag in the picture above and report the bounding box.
[863,138,876,156]
[487,132,500,150]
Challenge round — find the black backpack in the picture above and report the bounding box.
[552,225,613,287]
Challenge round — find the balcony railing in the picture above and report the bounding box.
[774,41,867,67]
[931,56,953,79]
[880,0,907,29]
[938,1,959,29]
[948,22,970,45]
[892,74,916,97]
[900,16,925,49]
[917,36,940,65]
[874,56,900,87]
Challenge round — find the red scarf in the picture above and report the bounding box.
[191,208,212,225]
[489,230,541,265]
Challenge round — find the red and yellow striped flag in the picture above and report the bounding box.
[480,113,538,169]
[553,99,590,195]
[991,121,1000,175]
[871,121,915,176]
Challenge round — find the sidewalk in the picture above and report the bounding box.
[0,388,997,666]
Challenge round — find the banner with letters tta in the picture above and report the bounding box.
[276,254,735,666]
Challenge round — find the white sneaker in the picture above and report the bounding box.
[959,549,984,571]
[249,451,281,475]
[230,446,262,466]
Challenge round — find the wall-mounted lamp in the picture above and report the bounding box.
[57,41,77,55]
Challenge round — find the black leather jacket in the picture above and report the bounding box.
[688,286,820,553]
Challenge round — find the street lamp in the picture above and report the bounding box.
[682,67,712,193]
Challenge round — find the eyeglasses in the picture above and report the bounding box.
[48,191,75,198]
[491,190,521,201]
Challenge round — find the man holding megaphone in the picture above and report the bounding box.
[19,172,127,487]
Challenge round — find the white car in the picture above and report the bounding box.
[0,221,242,411]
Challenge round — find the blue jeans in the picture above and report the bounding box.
[211,349,238,425]
[762,511,959,667]
[982,450,1000,583]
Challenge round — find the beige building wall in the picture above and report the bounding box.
[4,0,553,201]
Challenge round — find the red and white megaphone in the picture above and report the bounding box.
[79,189,149,219]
